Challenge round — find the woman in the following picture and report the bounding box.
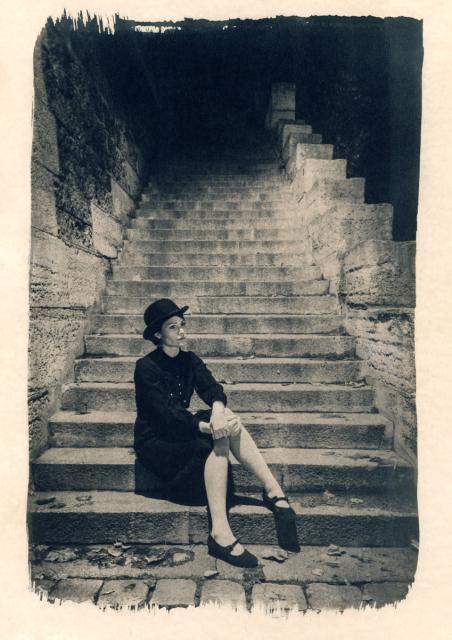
[133,298,299,568]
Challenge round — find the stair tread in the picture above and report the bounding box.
[76,356,356,364]
[49,410,391,426]
[34,446,406,467]
[63,381,371,391]
[28,490,417,515]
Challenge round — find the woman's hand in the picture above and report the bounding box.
[210,402,229,440]
[198,420,212,435]
[225,409,243,436]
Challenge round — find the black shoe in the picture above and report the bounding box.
[262,490,296,520]
[262,490,300,552]
[207,534,258,568]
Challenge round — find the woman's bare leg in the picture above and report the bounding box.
[228,424,290,507]
[204,437,245,555]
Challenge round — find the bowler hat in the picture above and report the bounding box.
[143,298,189,340]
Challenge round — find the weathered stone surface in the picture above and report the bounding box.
[372,379,417,464]
[28,389,50,457]
[342,240,416,307]
[309,203,393,261]
[91,203,124,258]
[362,581,411,607]
[112,178,136,223]
[262,546,417,584]
[344,307,415,395]
[51,578,103,603]
[32,95,60,174]
[29,308,87,390]
[285,141,332,174]
[200,580,246,609]
[252,583,307,612]
[97,579,149,608]
[30,229,108,308]
[150,579,196,608]
[279,123,313,149]
[306,583,362,610]
[31,161,59,235]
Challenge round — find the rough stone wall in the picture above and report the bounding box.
[29,24,150,458]
[277,113,417,466]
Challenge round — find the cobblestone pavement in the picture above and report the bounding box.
[29,543,417,614]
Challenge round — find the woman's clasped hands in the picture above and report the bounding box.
[199,407,243,439]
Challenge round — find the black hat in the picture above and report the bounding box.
[143,298,189,341]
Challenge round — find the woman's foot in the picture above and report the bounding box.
[210,530,245,556]
[264,487,291,508]
[207,534,258,568]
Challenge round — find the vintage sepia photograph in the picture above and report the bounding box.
[27,10,421,614]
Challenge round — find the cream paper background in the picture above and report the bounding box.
[0,0,450,637]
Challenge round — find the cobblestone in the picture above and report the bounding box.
[362,581,411,608]
[97,579,150,609]
[51,579,103,604]
[200,580,246,609]
[252,583,307,612]
[150,579,197,608]
[305,583,362,611]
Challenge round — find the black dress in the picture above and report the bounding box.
[133,346,236,506]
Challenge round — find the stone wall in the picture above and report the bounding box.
[275,96,417,465]
[29,23,152,457]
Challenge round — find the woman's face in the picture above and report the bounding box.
[155,315,187,347]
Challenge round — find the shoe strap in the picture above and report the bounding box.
[225,538,240,552]
[266,492,289,506]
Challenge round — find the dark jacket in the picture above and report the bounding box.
[133,347,228,495]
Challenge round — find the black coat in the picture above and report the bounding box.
[133,346,235,505]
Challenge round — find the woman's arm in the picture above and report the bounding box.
[192,354,229,439]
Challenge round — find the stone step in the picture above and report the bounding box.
[131,218,299,230]
[49,410,389,449]
[139,200,294,212]
[84,334,354,358]
[303,178,366,204]
[31,447,412,493]
[117,252,313,267]
[105,280,329,298]
[135,210,299,221]
[90,313,343,336]
[75,356,361,384]
[127,227,303,241]
[148,187,293,199]
[111,265,322,282]
[101,295,338,315]
[59,382,373,413]
[27,490,418,546]
[120,239,310,254]
[147,175,287,187]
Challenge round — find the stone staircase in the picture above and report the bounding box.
[28,129,417,550]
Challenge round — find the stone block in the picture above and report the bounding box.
[91,203,124,258]
[270,83,296,110]
[112,178,136,223]
[343,240,416,307]
[28,307,87,390]
[29,229,108,308]
[123,159,141,199]
[200,580,246,609]
[362,581,411,607]
[150,579,196,608]
[305,583,362,611]
[345,308,415,395]
[32,96,60,174]
[372,379,417,465]
[279,123,313,149]
[31,161,59,235]
[309,203,393,262]
[97,579,149,609]
[51,578,103,604]
[252,583,307,612]
[28,389,50,457]
[286,143,333,176]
